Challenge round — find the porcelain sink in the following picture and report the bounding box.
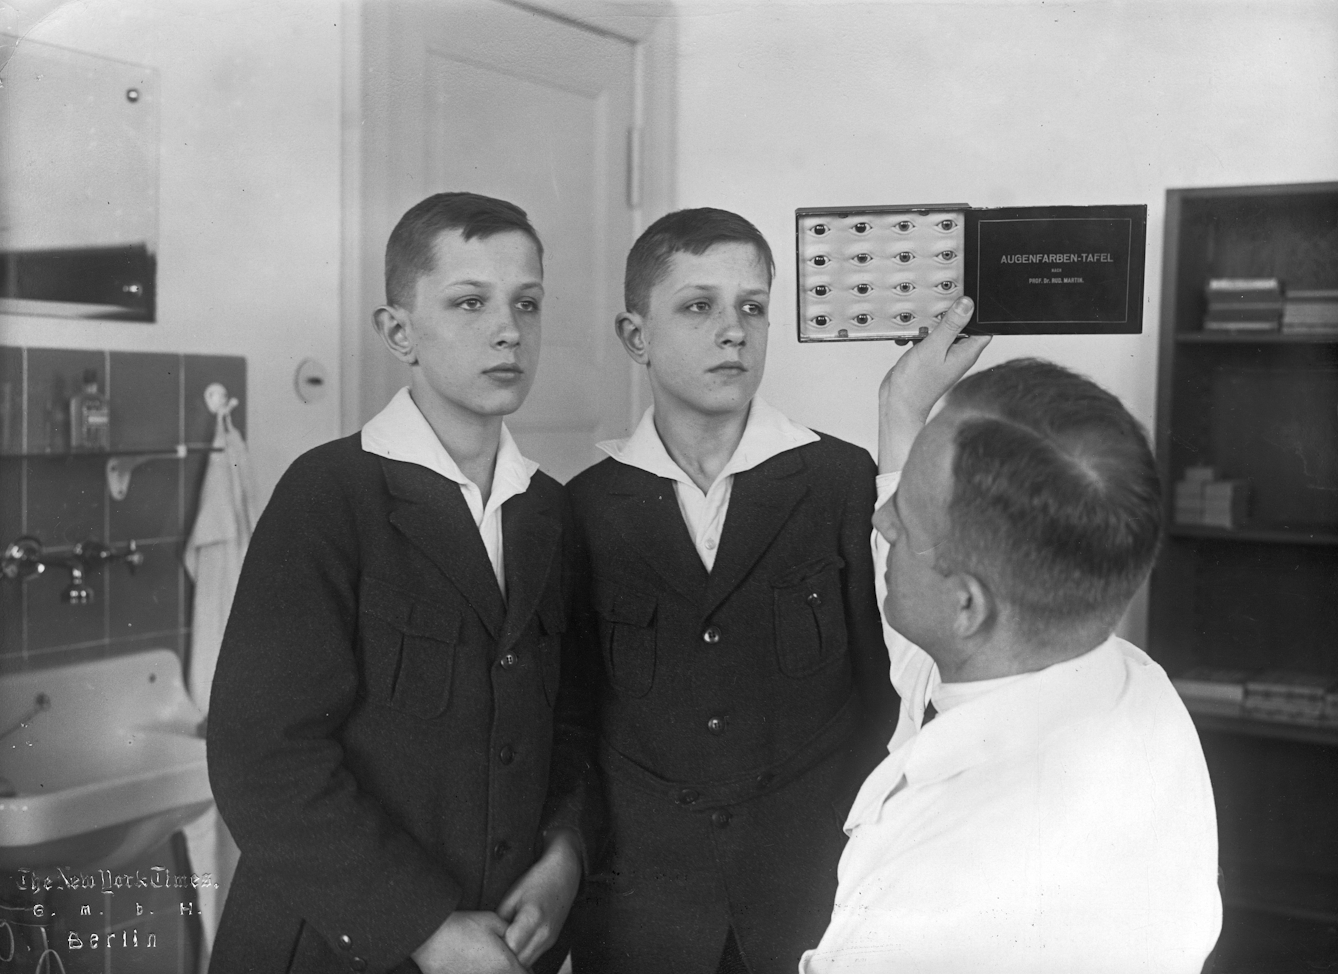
[0,649,213,871]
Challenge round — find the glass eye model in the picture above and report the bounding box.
[935,279,958,292]
[810,224,830,236]
[935,249,958,262]
[810,254,831,266]
[935,219,957,232]
[893,311,917,324]
[893,251,915,264]
[852,221,873,234]
[852,283,874,295]
[810,314,832,327]
[893,281,916,294]
[893,219,916,233]
[852,313,874,326]
[809,284,832,297]
[851,253,874,265]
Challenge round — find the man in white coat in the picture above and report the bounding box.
[801,299,1221,974]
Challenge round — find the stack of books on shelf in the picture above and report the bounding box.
[1281,288,1338,335]
[1244,670,1337,722]
[1174,667,1338,726]
[1202,278,1282,332]
[1173,466,1250,528]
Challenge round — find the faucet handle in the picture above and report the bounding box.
[124,539,145,573]
[1,536,46,581]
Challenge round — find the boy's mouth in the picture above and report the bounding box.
[708,361,748,374]
[484,364,525,376]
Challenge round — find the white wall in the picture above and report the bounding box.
[671,0,1338,641]
[0,0,345,505]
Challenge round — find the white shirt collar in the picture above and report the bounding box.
[360,386,539,498]
[596,396,818,491]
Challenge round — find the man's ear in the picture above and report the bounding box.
[949,571,994,640]
[373,305,417,366]
[615,311,650,365]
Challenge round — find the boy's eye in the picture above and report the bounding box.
[852,222,873,234]
[741,302,766,316]
[516,298,540,312]
[458,297,484,310]
[853,283,873,295]
[686,300,712,312]
[893,220,916,233]
[936,219,957,232]
[810,284,831,297]
[893,281,915,294]
[893,251,915,264]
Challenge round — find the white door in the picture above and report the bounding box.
[353,0,638,482]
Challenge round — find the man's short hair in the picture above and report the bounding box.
[385,192,544,308]
[939,358,1162,636]
[624,207,776,316]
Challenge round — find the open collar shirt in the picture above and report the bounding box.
[361,386,538,598]
[799,471,1221,974]
[597,396,818,571]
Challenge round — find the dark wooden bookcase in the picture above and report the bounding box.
[1149,182,1338,929]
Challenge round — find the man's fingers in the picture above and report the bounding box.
[504,903,541,955]
[922,297,975,353]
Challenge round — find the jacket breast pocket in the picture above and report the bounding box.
[772,555,848,677]
[594,583,657,698]
[536,591,566,707]
[358,576,462,719]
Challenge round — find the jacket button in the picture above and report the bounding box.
[678,788,700,805]
[706,715,727,735]
[351,958,367,972]
[702,626,721,644]
[338,934,351,951]
[712,809,731,829]
[499,652,518,669]
[807,591,823,607]
[499,744,514,765]
[493,840,510,861]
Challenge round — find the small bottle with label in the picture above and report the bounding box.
[70,368,110,451]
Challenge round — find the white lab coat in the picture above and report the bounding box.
[800,473,1221,974]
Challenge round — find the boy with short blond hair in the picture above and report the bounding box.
[209,192,597,974]
[566,208,897,974]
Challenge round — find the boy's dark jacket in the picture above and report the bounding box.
[206,433,599,974]
[565,433,898,974]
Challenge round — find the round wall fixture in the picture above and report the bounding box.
[294,358,328,404]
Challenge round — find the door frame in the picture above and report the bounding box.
[338,0,676,436]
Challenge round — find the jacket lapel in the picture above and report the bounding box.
[603,464,709,603]
[497,487,562,653]
[701,450,808,619]
[382,457,506,638]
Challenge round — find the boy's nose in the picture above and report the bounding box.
[493,308,522,347]
[716,307,746,345]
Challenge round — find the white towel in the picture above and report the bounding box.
[182,403,255,965]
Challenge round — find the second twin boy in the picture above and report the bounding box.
[567,209,898,974]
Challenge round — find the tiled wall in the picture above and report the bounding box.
[0,345,246,674]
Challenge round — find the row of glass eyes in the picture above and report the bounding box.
[810,280,957,297]
[809,218,958,236]
[810,309,949,327]
[808,250,957,267]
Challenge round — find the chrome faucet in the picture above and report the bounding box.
[1,535,145,604]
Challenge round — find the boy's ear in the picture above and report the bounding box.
[614,311,650,365]
[373,305,418,366]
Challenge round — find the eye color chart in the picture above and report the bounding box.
[796,204,1147,342]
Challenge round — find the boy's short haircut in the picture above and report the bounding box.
[624,207,776,315]
[385,191,544,308]
[940,358,1162,638]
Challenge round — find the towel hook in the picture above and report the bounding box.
[204,382,239,418]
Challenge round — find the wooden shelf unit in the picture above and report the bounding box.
[1149,181,1338,928]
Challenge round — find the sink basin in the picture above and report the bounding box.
[0,649,212,870]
